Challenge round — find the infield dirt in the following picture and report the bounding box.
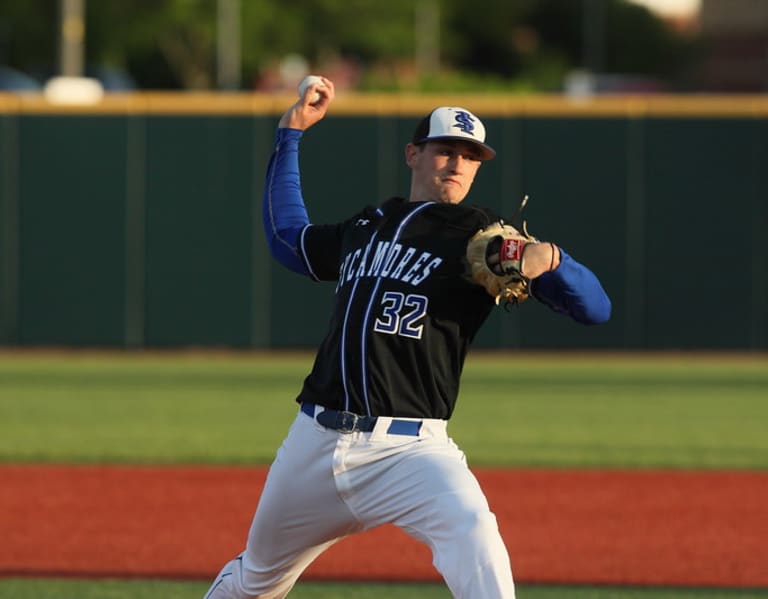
[1,465,766,587]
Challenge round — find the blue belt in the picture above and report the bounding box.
[301,402,422,436]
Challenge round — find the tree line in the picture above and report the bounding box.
[0,0,700,92]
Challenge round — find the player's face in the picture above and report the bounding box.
[406,141,482,205]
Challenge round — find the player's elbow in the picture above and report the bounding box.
[577,295,612,325]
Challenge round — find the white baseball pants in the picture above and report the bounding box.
[203,405,515,598]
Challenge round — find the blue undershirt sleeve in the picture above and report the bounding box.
[263,128,312,276]
[531,249,612,325]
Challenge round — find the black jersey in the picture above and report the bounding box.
[296,197,500,419]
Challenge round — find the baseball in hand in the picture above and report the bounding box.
[298,75,325,105]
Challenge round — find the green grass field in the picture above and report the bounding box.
[1,351,766,468]
[0,579,767,599]
[1,350,767,598]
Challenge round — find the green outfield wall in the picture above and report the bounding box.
[0,93,766,350]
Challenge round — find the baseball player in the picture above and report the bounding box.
[204,76,611,599]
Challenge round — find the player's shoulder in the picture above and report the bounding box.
[379,196,408,215]
[364,198,502,234]
[428,202,501,230]
[335,200,390,227]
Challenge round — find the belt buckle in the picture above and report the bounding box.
[336,410,359,433]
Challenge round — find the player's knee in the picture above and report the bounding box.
[436,510,507,567]
[448,507,501,544]
[433,512,514,598]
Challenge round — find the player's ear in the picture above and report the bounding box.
[405,143,421,168]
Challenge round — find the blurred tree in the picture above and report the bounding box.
[296,0,415,62]
[600,0,699,79]
[445,0,699,91]
[250,0,416,91]
[86,0,416,89]
[0,0,700,91]
[442,0,533,77]
[0,0,58,81]
[526,0,697,78]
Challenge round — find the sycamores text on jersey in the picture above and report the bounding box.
[336,240,443,292]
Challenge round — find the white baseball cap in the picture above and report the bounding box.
[411,106,496,161]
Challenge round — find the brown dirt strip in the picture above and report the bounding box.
[1,465,766,587]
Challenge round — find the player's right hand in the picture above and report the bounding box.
[278,76,335,131]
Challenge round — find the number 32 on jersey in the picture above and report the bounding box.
[373,292,428,339]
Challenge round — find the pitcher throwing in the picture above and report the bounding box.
[204,76,611,599]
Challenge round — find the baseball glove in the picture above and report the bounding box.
[466,213,539,306]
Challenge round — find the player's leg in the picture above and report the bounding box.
[203,410,362,599]
[406,474,515,599]
[341,424,515,598]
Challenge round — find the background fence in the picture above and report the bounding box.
[1,93,766,350]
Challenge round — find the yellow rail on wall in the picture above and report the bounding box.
[1,92,768,117]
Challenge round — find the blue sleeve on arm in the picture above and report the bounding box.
[531,249,612,325]
[263,128,312,276]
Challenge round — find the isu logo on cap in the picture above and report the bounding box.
[453,111,477,136]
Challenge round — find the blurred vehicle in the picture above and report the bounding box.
[0,64,136,94]
[0,65,42,92]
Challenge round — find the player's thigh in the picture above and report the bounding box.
[245,413,360,560]
[347,436,490,529]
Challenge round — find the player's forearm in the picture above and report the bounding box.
[531,249,612,324]
[263,128,311,275]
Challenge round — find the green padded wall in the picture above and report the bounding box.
[17,116,129,345]
[1,98,766,350]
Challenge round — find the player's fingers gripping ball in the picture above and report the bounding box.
[466,221,538,305]
[298,75,326,105]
